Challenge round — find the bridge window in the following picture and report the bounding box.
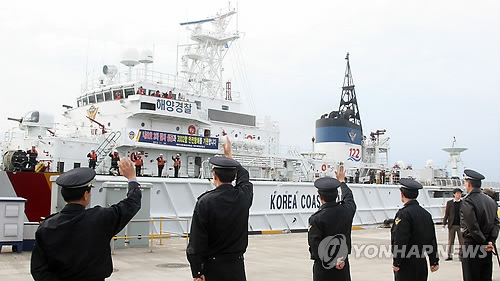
[88,94,96,104]
[96,93,104,102]
[77,99,83,107]
[24,111,39,123]
[124,88,134,98]
[104,91,112,101]
[82,97,88,106]
[114,90,123,100]
[195,101,202,110]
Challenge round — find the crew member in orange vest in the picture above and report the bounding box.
[167,91,173,99]
[108,151,120,175]
[87,150,97,170]
[172,154,181,178]
[136,86,145,95]
[135,155,143,177]
[27,146,38,170]
[156,154,165,177]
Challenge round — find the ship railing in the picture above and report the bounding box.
[111,217,189,254]
[81,69,188,93]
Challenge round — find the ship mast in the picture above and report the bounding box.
[179,6,239,99]
[338,53,362,133]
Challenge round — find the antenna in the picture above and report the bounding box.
[120,48,139,82]
[442,137,468,178]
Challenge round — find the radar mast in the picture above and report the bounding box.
[338,53,362,134]
[179,5,239,99]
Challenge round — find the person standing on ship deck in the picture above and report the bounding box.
[30,159,141,281]
[187,137,253,281]
[308,165,356,281]
[134,155,143,177]
[156,154,165,177]
[27,145,38,170]
[109,151,120,175]
[172,154,181,178]
[87,150,97,170]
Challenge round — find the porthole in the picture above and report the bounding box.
[141,122,145,127]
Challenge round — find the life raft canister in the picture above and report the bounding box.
[188,125,196,135]
[321,164,327,171]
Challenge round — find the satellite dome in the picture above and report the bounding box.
[120,48,139,67]
[139,49,154,64]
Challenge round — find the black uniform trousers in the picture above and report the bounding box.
[462,249,492,281]
[313,258,351,281]
[394,257,427,281]
[174,166,179,177]
[135,166,141,176]
[89,160,96,169]
[158,165,164,177]
[204,256,246,281]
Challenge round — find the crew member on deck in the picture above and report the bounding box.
[135,155,143,177]
[109,151,120,175]
[27,146,38,170]
[87,150,97,170]
[154,90,160,97]
[136,86,145,95]
[172,154,181,178]
[167,91,173,99]
[156,154,165,177]
[30,160,141,281]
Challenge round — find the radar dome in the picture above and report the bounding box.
[120,48,139,67]
[426,160,433,168]
[139,49,154,64]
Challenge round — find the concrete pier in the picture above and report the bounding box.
[0,227,498,280]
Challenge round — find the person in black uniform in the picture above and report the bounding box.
[460,169,499,281]
[308,165,356,281]
[186,136,253,281]
[30,159,141,281]
[391,178,439,281]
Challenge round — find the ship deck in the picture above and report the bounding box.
[1,227,498,280]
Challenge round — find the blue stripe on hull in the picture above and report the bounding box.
[315,126,362,144]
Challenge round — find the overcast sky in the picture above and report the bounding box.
[1,0,499,180]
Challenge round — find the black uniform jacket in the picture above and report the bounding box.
[308,182,356,260]
[460,188,499,245]
[30,181,142,281]
[391,200,439,267]
[443,199,462,228]
[186,166,253,278]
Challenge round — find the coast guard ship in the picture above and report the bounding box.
[1,6,492,234]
